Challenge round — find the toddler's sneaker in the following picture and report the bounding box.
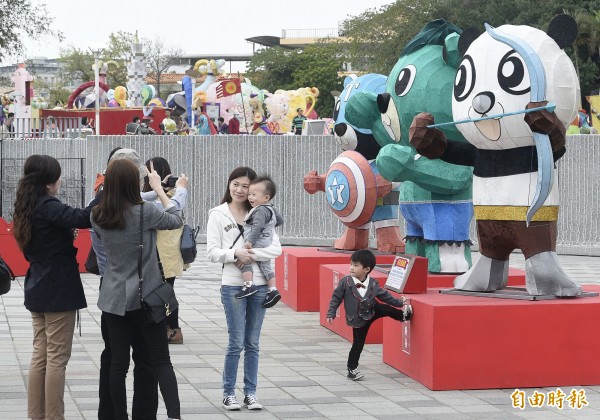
[262,289,281,308]
[347,368,364,381]
[403,304,413,321]
[235,284,258,299]
[243,394,263,410]
[222,395,241,411]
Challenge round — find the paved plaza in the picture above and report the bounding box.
[1,246,600,419]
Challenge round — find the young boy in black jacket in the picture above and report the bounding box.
[327,249,413,380]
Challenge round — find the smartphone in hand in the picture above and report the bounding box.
[162,176,178,188]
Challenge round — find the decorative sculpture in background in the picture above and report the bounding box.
[126,33,147,107]
[410,15,582,296]
[345,20,474,273]
[304,74,404,253]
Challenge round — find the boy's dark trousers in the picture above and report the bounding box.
[347,301,405,370]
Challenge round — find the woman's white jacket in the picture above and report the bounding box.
[207,203,282,286]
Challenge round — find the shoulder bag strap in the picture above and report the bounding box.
[138,203,144,303]
[222,224,244,269]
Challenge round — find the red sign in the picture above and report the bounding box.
[216,79,241,98]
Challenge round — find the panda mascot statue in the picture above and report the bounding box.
[410,15,581,296]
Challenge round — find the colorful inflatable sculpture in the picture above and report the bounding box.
[304,74,404,252]
[410,15,581,296]
[345,20,474,273]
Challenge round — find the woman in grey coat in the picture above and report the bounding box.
[91,159,187,420]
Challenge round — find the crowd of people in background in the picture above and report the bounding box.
[122,105,317,136]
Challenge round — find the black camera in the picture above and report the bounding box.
[162,176,178,188]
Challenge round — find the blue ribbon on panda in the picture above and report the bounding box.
[484,23,554,227]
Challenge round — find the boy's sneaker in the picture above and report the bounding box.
[347,368,364,381]
[262,289,281,308]
[222,395,241,411]
[243,394,263,410]
[403,304,413,321]
[235,284,258,299]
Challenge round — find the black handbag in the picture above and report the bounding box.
[85,246,100,275]
[137,203,178,324]
[0,254,15,296]
[180,223,199,264]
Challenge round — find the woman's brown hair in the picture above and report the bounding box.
[92,159,143,229]
[13,155,62,250]
[220,166,257,212]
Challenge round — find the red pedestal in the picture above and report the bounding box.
[319,264,390,344]
[275,247,396,312]
[425,268,525,288]
[0,218,93,276]
[383,286,600,390]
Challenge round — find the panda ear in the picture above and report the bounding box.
[458,27,481,56]
[547,14,578,49]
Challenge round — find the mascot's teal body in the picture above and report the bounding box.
[346,20,473,273]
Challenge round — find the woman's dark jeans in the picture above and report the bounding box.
[103,309,180,419]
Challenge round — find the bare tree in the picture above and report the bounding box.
[143,37,184,98]
[0,0,62,62]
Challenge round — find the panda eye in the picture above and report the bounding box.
[498,50,530,95]
[395,65,416,97]
[333,99,341,121]
[454,55,475,102]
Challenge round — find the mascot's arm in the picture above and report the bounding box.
[303,170,326,194]
[409,112,447,158]
[410,112,477,167]
[345,92,380,129]
[376,144,416,182]
[524,100,566,161]
[410,158,473,194]
[440,142,477,166]
[376,143,472,194]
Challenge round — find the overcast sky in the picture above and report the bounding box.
[13,0,393,65]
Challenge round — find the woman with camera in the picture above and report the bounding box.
[142,157,188,344]
[91,158,187,420]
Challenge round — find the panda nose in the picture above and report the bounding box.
[377,93,391,114]
[472,92,495,115]
[334,123,347,137]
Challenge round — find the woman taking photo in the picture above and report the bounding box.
[13,154,95,420]
[91,159,187,420]
[206,167,282,411]
[142,157,188,344]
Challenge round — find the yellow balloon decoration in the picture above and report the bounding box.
[114,86,127,108]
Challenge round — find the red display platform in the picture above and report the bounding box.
[383,286,600,390]
[41,108,166,135]
[0,218,93,276]
[421,268,526,288]
[319,264,392,344]
[274,247,396,312]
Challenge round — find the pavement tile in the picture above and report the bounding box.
[2,247,600,419]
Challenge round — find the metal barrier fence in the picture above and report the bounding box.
[0,117,84,139]
[0,135,599,255]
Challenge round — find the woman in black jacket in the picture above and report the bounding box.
[13,154,94,420]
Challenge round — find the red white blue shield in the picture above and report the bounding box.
[325,151,377,228]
